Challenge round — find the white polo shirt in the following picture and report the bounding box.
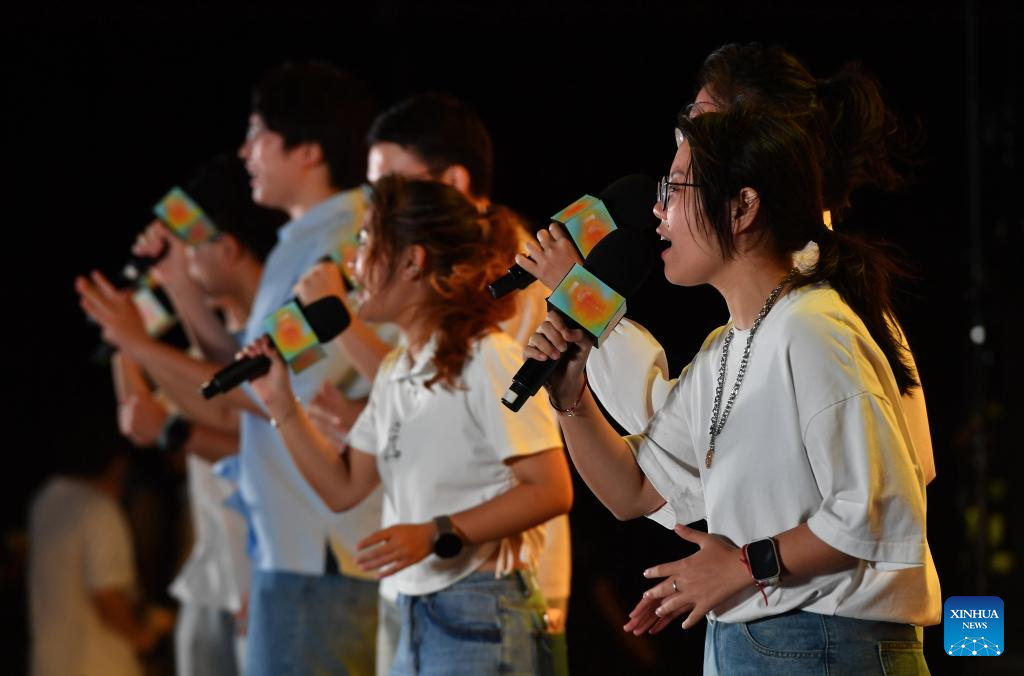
[629,284,941,626]
[347,331,564,597]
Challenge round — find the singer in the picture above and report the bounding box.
[518,43,935,487]
[525,105,940,674]
[240,176,572,676]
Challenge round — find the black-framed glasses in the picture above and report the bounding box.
[658,175,702,211]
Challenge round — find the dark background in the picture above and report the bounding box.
[2,1,1021,674]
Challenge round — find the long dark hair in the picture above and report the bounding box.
[697,43,916,224]
[365,175,519,389]
[678,106,918,394]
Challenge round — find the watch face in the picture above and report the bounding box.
[434,532,463,559]
[746,539,781,580]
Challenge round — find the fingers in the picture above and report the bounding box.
[527,325,564,361]
[642,576,679,600]
[514,252,539,275]
[681,604,707,631]
[356,528,391,551]
[89,270,119,298]
[673,524,709,546]
[548,222,569,241]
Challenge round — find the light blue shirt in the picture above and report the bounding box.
[239,188,383,575]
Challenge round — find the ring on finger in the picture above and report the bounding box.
[672,579,679,593]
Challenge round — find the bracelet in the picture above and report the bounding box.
[547,374,588,417]
[270,396,303,429]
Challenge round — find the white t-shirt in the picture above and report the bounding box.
[588,242,935,484]
[348,331,564,597]
[630,284,941,626]
[29,477,143,676]
[169,455,250,612]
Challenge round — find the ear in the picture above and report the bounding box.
[731,187,761,236]
[438,164,473,196]
[400,244,428,281]
[216,233,243,262]
[291,141,325,170]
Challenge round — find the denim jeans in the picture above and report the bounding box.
[245,569,378,676]
[391,571,548,676]
[704,610,929,676]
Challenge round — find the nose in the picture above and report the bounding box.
[652,199,667,222]
[238,137,250,160]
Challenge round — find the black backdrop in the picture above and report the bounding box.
[2,2,1021,674]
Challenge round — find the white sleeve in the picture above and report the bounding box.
[82,500,136,592]
[804,392,928,566]
[629,368,705,528]
[587,319,676,435]
[469,337,564,462]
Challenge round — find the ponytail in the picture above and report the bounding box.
[795,226,919,394]
[815,63,919,222]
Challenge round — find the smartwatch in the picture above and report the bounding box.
[432,515,463,559]
[743,537,782,586]
[157,414,192,453]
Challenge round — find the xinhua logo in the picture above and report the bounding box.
[943,596,1003,656]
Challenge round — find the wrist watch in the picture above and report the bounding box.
[743,537,782,586]
[157,414,192,453]
[432,515,464,559]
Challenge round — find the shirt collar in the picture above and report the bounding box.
[277,185,369,243]
[389,334,440,382]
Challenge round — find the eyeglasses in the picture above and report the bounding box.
[657,175,702,212]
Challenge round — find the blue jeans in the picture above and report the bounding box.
[704,610,929,676]
[245,569,378,676]
[391,571,548,676]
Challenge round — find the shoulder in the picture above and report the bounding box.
[467,331,522,375]
[773,284,894,399]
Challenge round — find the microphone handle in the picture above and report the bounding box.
[201,353,272,399]
[501,352,565,412]
[487,265,536,299]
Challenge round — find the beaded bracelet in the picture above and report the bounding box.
[547,375,588,417]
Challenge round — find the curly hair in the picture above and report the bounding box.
[365,175,520,389]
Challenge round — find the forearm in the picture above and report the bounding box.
[127,337,264,416]
[557,388,664,520]
[450,457,572,545]
[184,422,240,463]
[774,522,858,579]
[275,406,378,511]
[163,280,239,364]
[92,591,158,653]
[336,318,392,381]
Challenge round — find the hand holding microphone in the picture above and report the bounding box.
[489,174,658,298]
[515,222,583,291]
[502,226,660,411]
[237,335,297,422]
[201,295,351,399]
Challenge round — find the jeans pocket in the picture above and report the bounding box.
[878,640,929,676]
[425,589,502,643]
[740,612,826,658]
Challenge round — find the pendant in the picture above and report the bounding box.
[705,447,714,469]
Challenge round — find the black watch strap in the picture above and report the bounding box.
[157,414,192,453]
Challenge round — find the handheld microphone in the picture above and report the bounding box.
[200,296,351,399]
[501,227,660,411]
[119,240,170,287]
[487,174,657,298]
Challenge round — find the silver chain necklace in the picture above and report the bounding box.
[705,268,798,469]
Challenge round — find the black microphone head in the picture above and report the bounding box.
[598,174,659,233]
[301,295,351,341]
[583,228,659,299]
